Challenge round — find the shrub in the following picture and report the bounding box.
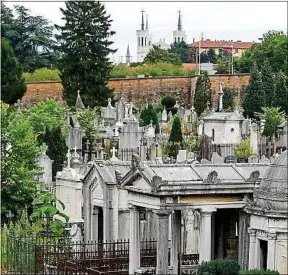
[240,269,280,275]
[169,116,183,143]
[161,95,176,109]
[198,259,240,275]
[233,139,254,159]
[24,68,61,82]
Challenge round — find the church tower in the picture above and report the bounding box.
[126,45,131,66]
[173,10,187,43]
[136,10,152,62]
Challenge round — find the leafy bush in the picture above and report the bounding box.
[233,139,254,159]
[198,259,240,275]
[110,63,195,78]
[161,95,176,109]
[240,269,280,275]
[23,68,61,82]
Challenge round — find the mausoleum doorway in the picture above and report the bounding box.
[214,208,239,261]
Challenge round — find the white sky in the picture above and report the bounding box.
[4,0,288,63]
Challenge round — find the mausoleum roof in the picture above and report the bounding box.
[203,111,244,121]
[253,150,287,212]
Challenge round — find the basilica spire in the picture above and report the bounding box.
[141,9,145,30]
[146,14,149,30]
[178,9,182,31]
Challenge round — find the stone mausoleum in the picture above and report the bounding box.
[56,146,287,274]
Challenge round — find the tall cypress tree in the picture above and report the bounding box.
[140,104,160,134]
[55,1,116,107]
[42,127,68,180]
[1,38,26,104]
[261,59,276,107]
[273,71,288,114]
[242,63,265,119]
[169,116,183,143]
[194,71,212,116]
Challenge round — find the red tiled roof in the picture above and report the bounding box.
[182,63,198,70]
[190,40,253,49]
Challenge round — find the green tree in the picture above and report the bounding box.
[55,1,116,108]
[255,107,286,138]
[222,87,235,110]
[140,104,160,134]
[207,49,217,63]
[273,71,288,114]
[215,53,231,74]
[200,52,209,63]
[78,108,99,140]
[169,41,188,63]
[26,99,67,142]
[242,63,264,119]
[1,103,41,219]
[194,71,212,116]
[1,4,57,72]
[23,68,61,82]
[144,45,182,65]
[169,116,183,143]
[30,193,69,235]
[187,46,197,63]
[1,38,26,105]
[236,30,288,74]
[261,59,276,107]
[42,127,68,180]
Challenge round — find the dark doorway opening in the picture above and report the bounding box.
[214,208,239,261]
[98,207,103,242]
[259,240,268,270]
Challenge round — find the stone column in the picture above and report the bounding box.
[171,210,181,275]
[129,205,140,274]
[154,209,171,275]
[267,232,277,270]
[83,186,91,243]
[199,208,216,263]
[248,228,257,269]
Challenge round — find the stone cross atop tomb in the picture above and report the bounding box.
[218,80,224,112]
[206,101,210,110]
[66,149,72,168]
[110,147,119,161]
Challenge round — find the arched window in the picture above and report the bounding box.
[145,37,147,47]
[141,37,144,47]
[138,37,140,46]
[212,129,215,141]
[174,38,176,43]
[182,37,184,42]
[149,41,151,46]
[178,37,180,42]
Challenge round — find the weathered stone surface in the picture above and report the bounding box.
[23,74,250,108]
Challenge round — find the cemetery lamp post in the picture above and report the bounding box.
[230,45,234,74]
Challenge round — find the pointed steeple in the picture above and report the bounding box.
[177,9,182,31]
[75,90,85,109]
[141,9,145,30]
[126,45,131,65]
[146,14,148,30]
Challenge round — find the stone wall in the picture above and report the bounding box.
[23,74,250,108]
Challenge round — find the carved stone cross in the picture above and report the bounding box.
[206,101,210,110]
[110,147,118,159]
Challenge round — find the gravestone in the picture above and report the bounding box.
[110,147,119,161]
[211,152,224,164]
[155,157,163,164]
[248,155,259,163]
[177,150,187,163]
[36,149,53,189]
[161,108,167,122]
[201,158,211,164]
[259,155,270,164]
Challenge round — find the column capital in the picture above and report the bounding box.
[200,207,217,215]
[268,232,277,240]
[128,204,139,212]
[153,209,172,217]
[248,228,256,237]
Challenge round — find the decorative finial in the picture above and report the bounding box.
[108,98,112,107]
[206,101,210,110]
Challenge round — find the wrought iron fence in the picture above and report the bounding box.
[7,233,199,275]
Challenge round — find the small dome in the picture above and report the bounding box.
[254,150,287,211]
